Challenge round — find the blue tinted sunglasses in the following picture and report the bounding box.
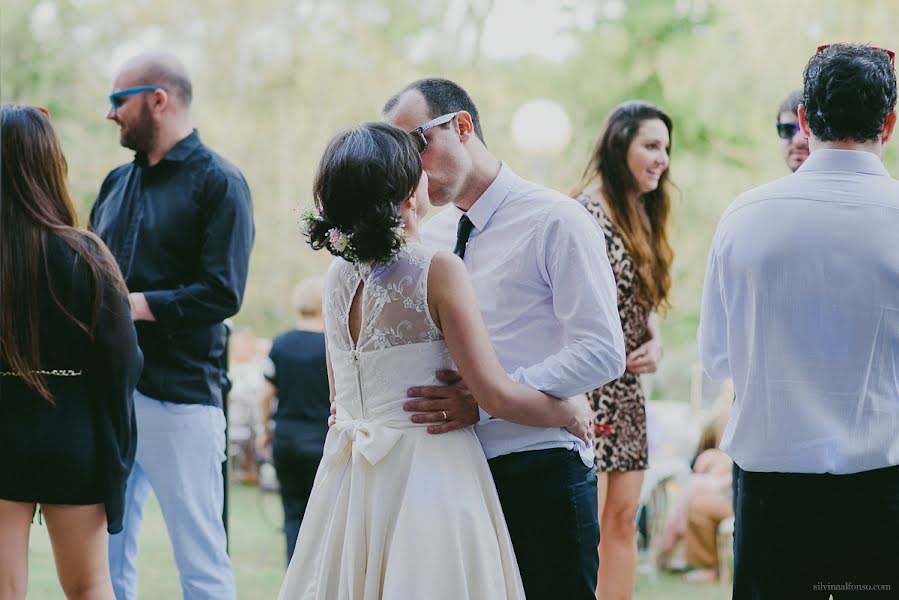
[108,86,167,111]
[775,121,802,140]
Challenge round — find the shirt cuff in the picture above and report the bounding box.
[142,290,183,322]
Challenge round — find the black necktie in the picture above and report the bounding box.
[453,215,474,259]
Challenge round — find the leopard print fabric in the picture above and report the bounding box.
[578,194,650,472]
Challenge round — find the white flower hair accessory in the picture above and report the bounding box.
[299,206,406,263]
[299,208,320,236]
[328,228,350,253]
[299,207,358,262]
[393,220,407,244]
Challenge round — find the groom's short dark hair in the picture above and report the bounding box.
[383,78,486,145]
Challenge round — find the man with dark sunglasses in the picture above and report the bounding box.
[375,78,626,599]
[90,52,254,600]
[700,43,899,599]
[775,89,809,172]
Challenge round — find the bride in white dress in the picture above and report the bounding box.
[278,122,591,600]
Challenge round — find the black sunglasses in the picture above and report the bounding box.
[408,112,458,154]
[776,121,802,140]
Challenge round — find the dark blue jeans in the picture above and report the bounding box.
[734,465,899,600]
[488,448,599,600]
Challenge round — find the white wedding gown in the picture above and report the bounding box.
[277,242,525,600]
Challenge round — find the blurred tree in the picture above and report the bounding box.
[3,0,896,403]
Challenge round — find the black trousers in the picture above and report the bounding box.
[734,464,899,599]
[488,448,599,600]
[272,424,324,565]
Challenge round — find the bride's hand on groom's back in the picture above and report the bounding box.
[403,370,480,434]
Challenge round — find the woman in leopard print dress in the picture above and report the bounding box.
[572,101,674,600]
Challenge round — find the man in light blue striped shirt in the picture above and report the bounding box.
[699,44,899,598]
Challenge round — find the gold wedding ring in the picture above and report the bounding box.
[441,410,448,421]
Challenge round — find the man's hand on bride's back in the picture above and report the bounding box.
[403,370,480,434]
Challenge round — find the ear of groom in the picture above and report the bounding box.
[454,110,476,144]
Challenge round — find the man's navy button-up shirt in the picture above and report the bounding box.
[90,130,254,407]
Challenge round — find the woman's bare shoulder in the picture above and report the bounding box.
[426,251,468,302]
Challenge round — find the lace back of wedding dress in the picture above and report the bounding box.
[323,243,443,355]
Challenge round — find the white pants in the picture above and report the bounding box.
[108,391,236,600]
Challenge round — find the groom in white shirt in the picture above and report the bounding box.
[384,78,626,599]
[699,44,899,598]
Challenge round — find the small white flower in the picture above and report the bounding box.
[299,208,318,236]
[393,220,407,245]
[328,228,350,253]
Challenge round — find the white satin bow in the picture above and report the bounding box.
[323,419,405,468]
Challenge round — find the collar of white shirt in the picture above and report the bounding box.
[796,148,890,177]
[459,161,517,232]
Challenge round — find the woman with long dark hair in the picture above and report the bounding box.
[571,100,674,600]
[0,104,142,600]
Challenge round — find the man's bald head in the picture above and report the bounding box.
[118,52,192,108]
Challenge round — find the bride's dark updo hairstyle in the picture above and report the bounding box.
[307,121,422,263]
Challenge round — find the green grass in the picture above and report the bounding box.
[26,484,730,599]
[26,484,285,599]
[636,571,732,600]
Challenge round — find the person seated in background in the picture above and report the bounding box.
[657,381,734,582]
[682,448,733,582]
[227,326,266,483]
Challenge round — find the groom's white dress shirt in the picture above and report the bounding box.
[421,163,625,467]
[698,149,899,475]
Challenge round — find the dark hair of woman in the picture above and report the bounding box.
[572,100,674,313]
[307,121,422,264]
[0,104,127,401]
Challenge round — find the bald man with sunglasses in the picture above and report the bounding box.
[90,53,254,600]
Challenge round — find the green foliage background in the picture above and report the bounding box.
[4,0,897,403]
